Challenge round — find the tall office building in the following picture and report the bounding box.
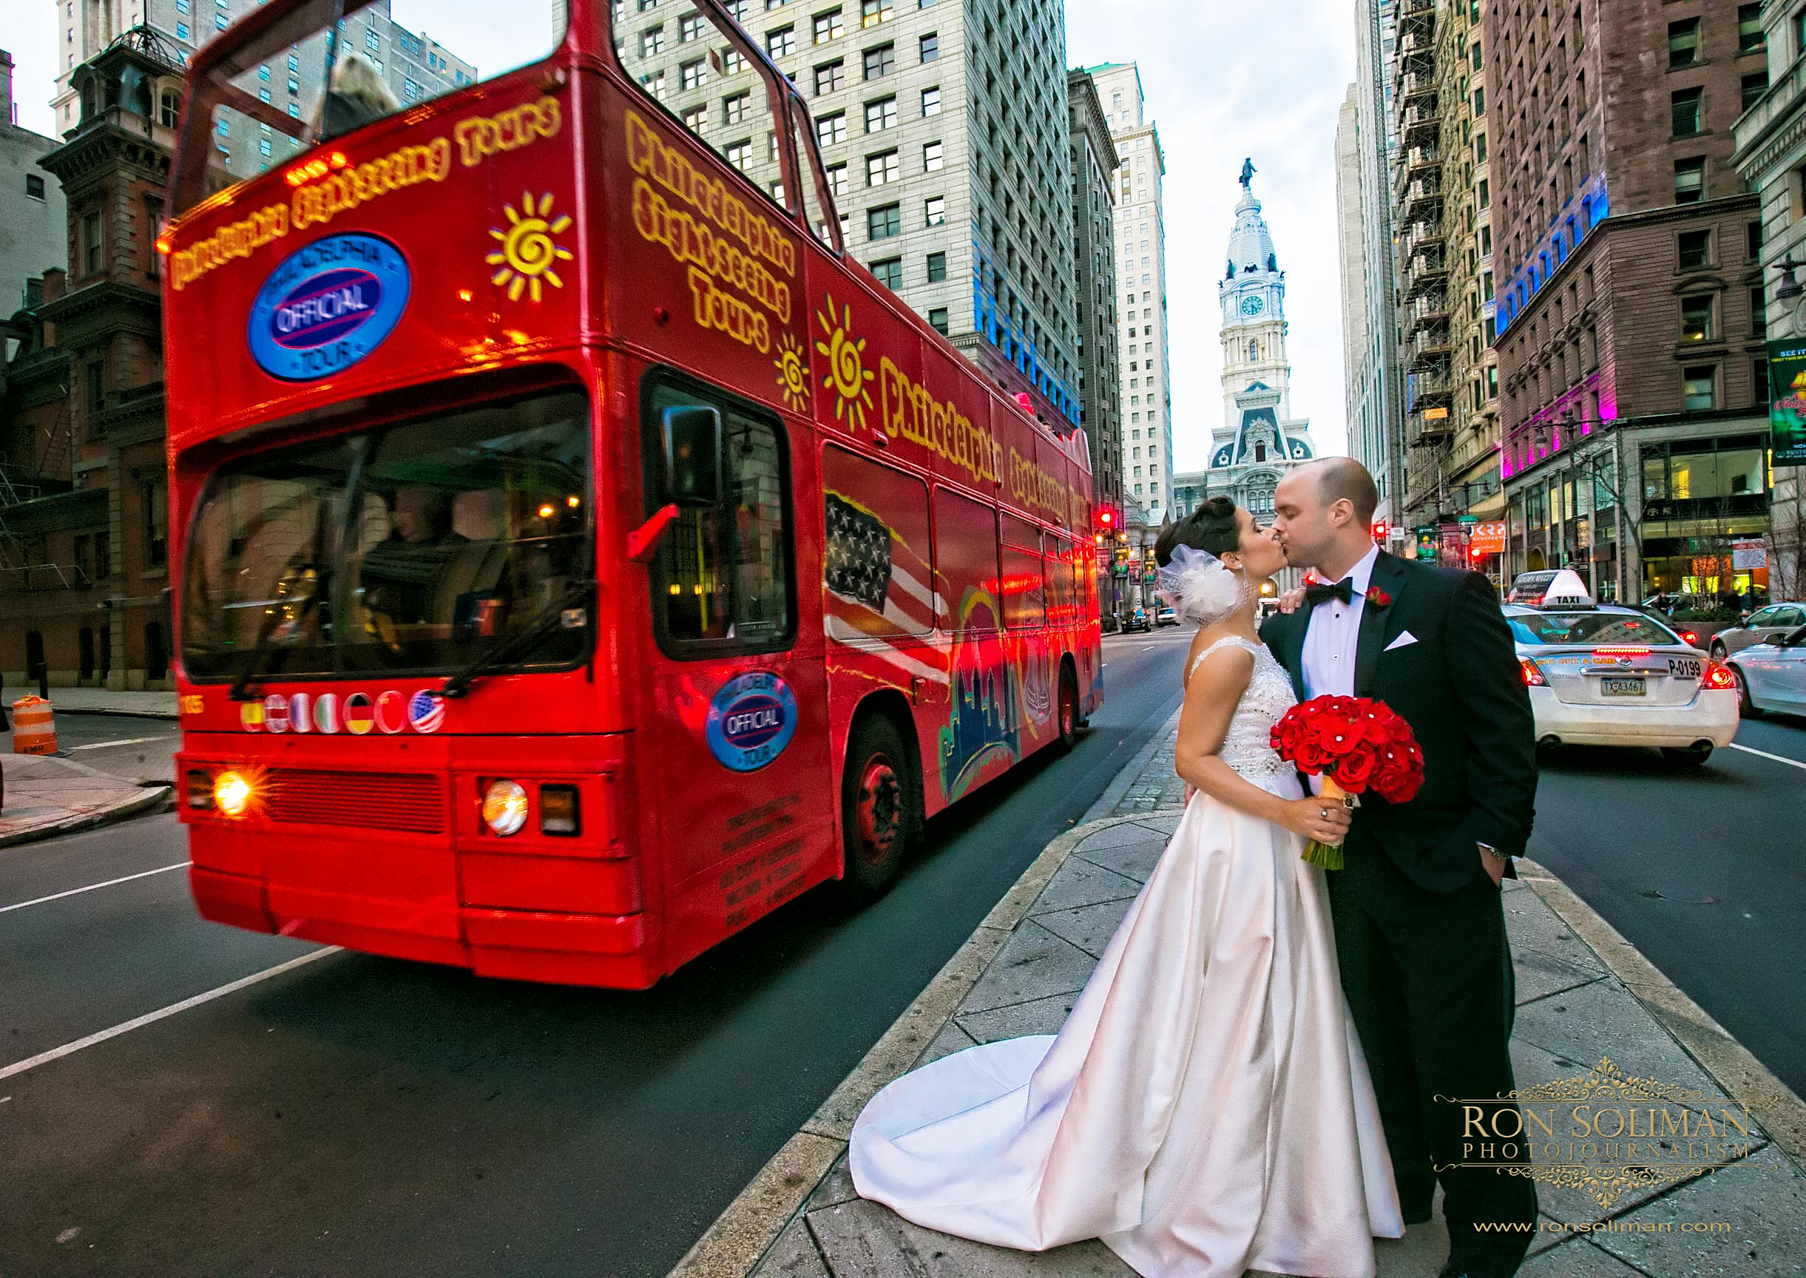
[619,0,1082,425]
[1084,61,1170,516]
[48,1,474,178]
[1066,67,1121,517]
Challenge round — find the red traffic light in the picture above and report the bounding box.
[1098,508,1114,527]
[1469,543,1486,560]
[1370,521,1389,542]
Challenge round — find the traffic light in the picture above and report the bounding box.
[1469,542,1486,562]
[1370,520,1389,544]
[1098,507,1115,531]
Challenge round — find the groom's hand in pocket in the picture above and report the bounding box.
[1479,843,1507,887]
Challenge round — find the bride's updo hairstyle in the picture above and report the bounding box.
[1154,496,1241,567]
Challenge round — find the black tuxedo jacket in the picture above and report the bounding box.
[1260,551,1537,893]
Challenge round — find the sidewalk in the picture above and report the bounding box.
[677,713,1806,1278]
[0,752,173,849]
[5,687,179,718]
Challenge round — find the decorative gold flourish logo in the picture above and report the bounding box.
[774,331,810,412]
[815,293,875,432]
[487,191,573,303]
[1435,1056,1786,1209]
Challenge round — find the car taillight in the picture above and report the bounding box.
[1701,661,1737,691]
[1679,630,1699,646]
[1592,646,1650,657]
[1520,657,1547,687]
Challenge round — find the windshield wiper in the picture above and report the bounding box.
[432,580,596,701]
[228,565,329,702]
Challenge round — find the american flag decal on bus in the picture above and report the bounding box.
[824,492,893,612]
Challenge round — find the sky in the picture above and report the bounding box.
[5,1,1356,467]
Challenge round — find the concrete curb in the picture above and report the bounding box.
[51,707,180,721]
[1517,857,1806,1171]
[0,783,175,850]
[666,812,1159,1278]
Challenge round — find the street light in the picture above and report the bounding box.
[1774,257,1806,302]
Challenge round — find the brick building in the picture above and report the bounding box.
[1,29,182,691]
[1487,0,1773,602]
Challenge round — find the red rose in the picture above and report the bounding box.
[1367,588,1393,608]
[1334,749,1377,790]
[1314,720,1361,755]
[1294,738,1330,772]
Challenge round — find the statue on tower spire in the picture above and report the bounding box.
[1239,157,1256,189]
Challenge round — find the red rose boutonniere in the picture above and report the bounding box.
[1366,588,1393,608]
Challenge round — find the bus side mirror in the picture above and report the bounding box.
[661,406,722,508]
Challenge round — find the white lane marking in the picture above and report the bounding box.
[1728,742,1806,771]
[0,948,341,1081]
[0,863,193,915]
[66,735,173,752]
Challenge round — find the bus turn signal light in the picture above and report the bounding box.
[482,780,530,836]
[1701,661,1737,691]
[1520,658,1547,687]
[214,771,253,817]
[540,785,580,836]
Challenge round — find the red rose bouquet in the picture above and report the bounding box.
[1268,695,1425,870]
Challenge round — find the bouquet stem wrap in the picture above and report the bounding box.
[1303,778,1355,871]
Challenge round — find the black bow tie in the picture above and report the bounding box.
[1304,577,1356,608]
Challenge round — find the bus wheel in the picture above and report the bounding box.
[840,715,914,902]
[1054,664,1080,754]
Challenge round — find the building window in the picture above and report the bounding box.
[926,250,947,282]
[920,86,941,118]
[1682,366,1717,411]
[1743,71,1770,111]
[1671,86,1704,137]
[84,360,106,420]
[143,481,169,570]
[1749,220,1763,259]
[866,149,899,185]
[817,111,847,145]
[258,86,271,102]
[827,162,849,196]
[642,70,668,101]
[1755,358,1770,402]
[288,103,301,118]
[259,138,272,157]
[924,194,945,226]
[814,8,844,43]
[365,27,380,53]
[922,139,943,171]
[928,306,949,334]
[1678,229,1712,270]
[814,60,843,93]
[725,91,751,124]
[682,104,707,131]
[640,26,665,56]
[767,25,796,57]
[868,202,901,239]
[863,43,895,79]
[258,64,270,81]
[25,173,45,199]
[83,211,102,275]
[864,96,897,131]
[288,52,300,71]
[1674,157,1706,203]
[176,22,189,40]
[680,12,706,41]
[869,256,902,289]
[1667,17,1700,67]
[919,32,938,62]
[725,139,753,171]
[680,59,707,90]
[1752,287,1769,338]
[861,0,892,27]
[1738,4,1766,54]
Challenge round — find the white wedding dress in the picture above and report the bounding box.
[850,636,1404,1277]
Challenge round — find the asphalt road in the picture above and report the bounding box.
[1526,715,1806,1098]
[0,630,1194,1278]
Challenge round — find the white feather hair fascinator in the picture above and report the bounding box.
[1154,544,1246,627]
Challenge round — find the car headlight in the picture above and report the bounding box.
[482,780,530,836]
[214,770,253,817]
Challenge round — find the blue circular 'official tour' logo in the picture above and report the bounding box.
[248,233,410,381]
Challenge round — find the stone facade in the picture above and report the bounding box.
[1487,0,1773,601]
[0,51,68,319]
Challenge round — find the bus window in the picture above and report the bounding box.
[645,379,794,654]
[1000,513,1044,630]
[932,487,1001,634]
[1044,537,1074,626]
[822,445,932,637]
[612,0,797,218]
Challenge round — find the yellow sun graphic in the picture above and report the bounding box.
[814,293,875,433]
[486,191,574,303]
[774,332,811,412]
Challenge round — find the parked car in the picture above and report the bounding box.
[1121,607,1151,633]
[1727,625,1806,718]
[1707,602,1806,660]
[1154,604,1178,628]
[1505,593,1739,764]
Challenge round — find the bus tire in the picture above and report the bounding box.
[838,714,915,903]
[1054,661,1080,755]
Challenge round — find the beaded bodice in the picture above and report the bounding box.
[1185,636,1296,784]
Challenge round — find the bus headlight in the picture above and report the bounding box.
[214,770,253,817]
[482,780,530,836]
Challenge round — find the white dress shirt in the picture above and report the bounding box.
[1301,545,1380,796]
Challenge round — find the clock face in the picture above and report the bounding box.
[1240,295,1265,316]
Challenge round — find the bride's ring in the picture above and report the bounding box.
[1319,808,1329,819]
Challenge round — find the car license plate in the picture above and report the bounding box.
[1602,678,1646,697]
[1667,656,1702,680]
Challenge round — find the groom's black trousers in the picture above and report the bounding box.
[1326,843,1537,1272]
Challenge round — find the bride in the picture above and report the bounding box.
[850,497,1404,1278]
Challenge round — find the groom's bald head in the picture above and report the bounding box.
[1311,458,1380,525]
[1271,457,1383,580]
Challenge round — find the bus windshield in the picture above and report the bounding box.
[171,0,564,213]
[181,388,592,681]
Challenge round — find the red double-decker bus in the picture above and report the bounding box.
[162,0,1100,988]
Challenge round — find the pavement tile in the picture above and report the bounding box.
[1031,896,1137,960]
[1072,821,1172,853]
[1128,814,1181,836]
[1516,1237,1647,1276]
[1503,887,1612,1005]
[1371,1217,1451,1277]
[805,1153,861,1212]
[1025,857,1143,917]
[1590,1154,1806,1277]
[804,1198,1133,1276]
[959,920,1098,1015]
[919,1020,979,1066]
[1071,834,1168,885]
[750,1220,831,1278]
[957,991,1079,1044]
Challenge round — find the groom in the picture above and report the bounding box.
[1263,459,1538,1278]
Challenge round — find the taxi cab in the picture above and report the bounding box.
[1505,572,1739,764]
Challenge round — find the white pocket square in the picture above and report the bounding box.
[1384,630,1419,652]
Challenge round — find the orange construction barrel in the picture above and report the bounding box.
[11,696,57,755]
